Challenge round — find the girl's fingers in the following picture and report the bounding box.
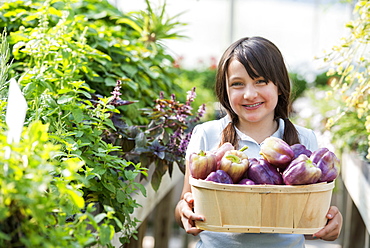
[313,206,342,241]
[181,209,204,235]
[183,216,203,236]
[183,192,194,204]
[181,203,204,222]
[326,206,339,219]
[179,195,205,235]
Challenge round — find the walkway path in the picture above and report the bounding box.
[143,234,342,248]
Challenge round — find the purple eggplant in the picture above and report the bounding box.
[205,169,233,184]
[291,143,312,159]
[282,154,322,185]
[189,150,217,179]
[310,148,340,182]
[260,137,294,169]
[238,178,256,185]
[247,158,284,185]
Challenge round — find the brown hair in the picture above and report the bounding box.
[215,37,300,147]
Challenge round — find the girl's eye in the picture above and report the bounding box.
[256,79,268,85]
[231,82,243,87]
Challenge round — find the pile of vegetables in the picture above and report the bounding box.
[189,137,340,185]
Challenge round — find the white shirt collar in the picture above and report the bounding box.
[234,118,285,145]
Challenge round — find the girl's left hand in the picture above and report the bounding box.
[312,206,342,241]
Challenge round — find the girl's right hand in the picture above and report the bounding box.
[179,192,205,236]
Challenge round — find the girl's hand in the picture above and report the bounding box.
[313,206,342,241]
[179,192,205,236]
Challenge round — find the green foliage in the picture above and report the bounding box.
[179,67,216,91]
[0,0,203,246]
[290,72,308,101]
[322,0,370,158]
[0,0,186,125]
[294,84,369,160]
[129,0,188,46]
[0,11,146,246]
[8,20,146,240]
[330,109,369,158]
[176,68,217,120]
[0,121,117,247]
[313,71,336,88]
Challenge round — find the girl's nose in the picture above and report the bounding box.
[243,85,258,99]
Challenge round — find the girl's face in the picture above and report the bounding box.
[226,59,279,126]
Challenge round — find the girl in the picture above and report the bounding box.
[175,36,342,247]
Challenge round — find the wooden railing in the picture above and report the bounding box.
[341,152,370,248]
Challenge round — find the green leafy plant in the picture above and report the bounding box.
[126,0,187,47]
[322,0,370,158]
[0,13,141,247]
[0,121,118,247]
[176,66,217,120]
[0,0,186,125]
[0,0,204,245]
[290,72,308,101]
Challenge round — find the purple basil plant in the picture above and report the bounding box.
[104,81,206,189]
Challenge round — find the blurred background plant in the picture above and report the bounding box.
[175,56,218,120]
[127,0,187,47]
[317,0,369,159]
[291,0,370,162]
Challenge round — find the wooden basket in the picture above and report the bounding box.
[190,176,334,234]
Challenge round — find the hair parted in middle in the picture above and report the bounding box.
[215,36,300,147]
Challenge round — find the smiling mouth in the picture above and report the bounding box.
[244,102,263,108]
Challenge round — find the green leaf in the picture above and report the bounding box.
[77,90,92,99]
[139,153,153,168]
[116,17,142,33]
[92,166,106,176]
[120,64,138,77]
[150,168,162,192]
[75,130,84,138]
[133,182,147,197]
[116,190,126,203]
[124,80,139,92]
[150,160,168,191]
[67,189,85,209]
[104,77,117,86]
[71,108,84,123]
[113,217,123,229]
[0,231,11,241]
[124,170,137,181]
[102,180,116,193]
[57,95,74,104]
[104,118,116,130]
[94,213,107,224]
[99,224,114,245]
